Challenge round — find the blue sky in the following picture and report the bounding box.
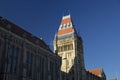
[1,0,120,79]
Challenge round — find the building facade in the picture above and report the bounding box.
[53,14,106,80]
[0,15,106,80]
[0,16,61,80]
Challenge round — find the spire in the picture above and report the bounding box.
[57,14,76,36]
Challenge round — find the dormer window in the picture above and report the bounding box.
[64,24,67,28]
[63,24,66,27]
[67,23,69,27]
[59,25,63,30]
[68,22,71,27]
[61,25,63,29]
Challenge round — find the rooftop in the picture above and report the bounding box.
[57,15,75,36]
[87,68,103,77]
[0,16,52,52]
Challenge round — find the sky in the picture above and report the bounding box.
[0,0,120,79]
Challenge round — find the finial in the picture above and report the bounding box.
[62,9,71,17]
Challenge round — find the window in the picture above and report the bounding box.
[64,24,67,28]
[41,58,44,80]
[24,51,33,78]
[68,22,71,27]
[35,56,44,80]
[36,56,42,80]
[58,46,61,52]
[61,46,64,51]
[14,47,19,58]
[63,24,66,28]
[13,47,19,74]
[58,44,73,52]
[50,61,54,80]
[64,45,67,51]
[7,46,19,74]
[27,64,32,77]
[68,52,71,58]
[26,52,33,78]
[55,63,60,80]
[7,45,14,73]
[12,59,17,74]
[69,44,73,50]
[61,25,63,29]
[23,68,27,77]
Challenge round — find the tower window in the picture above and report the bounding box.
[67,23,69,27]
[68,52,71,58]
[64,24,67,28]
[60,25,63,29]
[70,44,73,50]
[58,44,73,52]
[68,22,72,27]
[58,46,61,52]
[68,44,73,50]
[64,45,67,51]
[61,46,64,51]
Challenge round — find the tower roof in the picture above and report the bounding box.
[57,14,76,36]
[87,68,103,77]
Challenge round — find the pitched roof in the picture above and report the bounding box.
[60,15,72,25]
[57,14,75,36]
[0,16,52,52]
[87,68,103,77]
[110,78,117,80]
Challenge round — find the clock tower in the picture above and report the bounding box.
[53,14,86,80]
